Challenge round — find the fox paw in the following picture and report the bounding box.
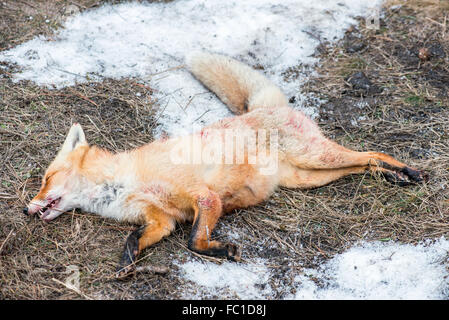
[382,167,428,186]
[400,167,429,184]
[115,263,136,279]
[382,171,413,186]
[225,243,241,262]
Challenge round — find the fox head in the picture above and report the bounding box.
[24,123,89,222]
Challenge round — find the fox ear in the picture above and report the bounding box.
[58,123,87,156]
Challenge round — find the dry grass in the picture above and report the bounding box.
[0,0,448,299]
[297,0,449,255]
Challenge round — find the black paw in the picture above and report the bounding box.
[400,167,429,184]
[382,171,413,186]
[115,263,136,279]
[225,243,241,262]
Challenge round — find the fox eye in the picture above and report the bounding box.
[44,173,55,184]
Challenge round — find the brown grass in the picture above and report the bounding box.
[0,0,448,299]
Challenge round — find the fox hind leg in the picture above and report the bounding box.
[279,165,367,189]
[287,139,428,185]
[279,164,421,189]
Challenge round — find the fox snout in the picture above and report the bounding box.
[23,196,64,222]
[21,204,43,217]
[23,199,44,217]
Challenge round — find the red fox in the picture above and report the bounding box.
[23,52,427,278]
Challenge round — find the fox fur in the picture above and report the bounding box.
[24,52,427,277]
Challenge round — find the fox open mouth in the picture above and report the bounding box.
[38,197,62,220]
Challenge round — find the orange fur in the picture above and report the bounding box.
[25,52,427,276]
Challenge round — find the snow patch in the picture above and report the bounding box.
[0,0,383,137]
[290,238,449,300]
[176,259,273,299]
[177,238,449,299]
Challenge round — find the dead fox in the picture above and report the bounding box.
[23,52,427,277]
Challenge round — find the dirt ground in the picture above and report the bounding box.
[0,0,448,299]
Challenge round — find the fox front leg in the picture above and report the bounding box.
[116,208,175,278]
[116,225,145,278]
[188,190,241,261]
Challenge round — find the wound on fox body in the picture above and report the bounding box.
[198,196,213,209]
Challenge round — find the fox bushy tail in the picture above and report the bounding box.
[186,52,288,114]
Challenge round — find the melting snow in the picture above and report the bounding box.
[290,238,449,300]
[176,259,273,299]
[0,0,382,137]
[178,238,449,300]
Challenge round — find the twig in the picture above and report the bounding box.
[85,114,118,151]
[135,265,170,274]
[425,16,445,27]
[52,278,93,300]
[70,89,99,107]
[145,65,185,79]
[0,230,14,254]
[16,0,37,9]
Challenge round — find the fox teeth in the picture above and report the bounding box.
[38,199,58,216]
